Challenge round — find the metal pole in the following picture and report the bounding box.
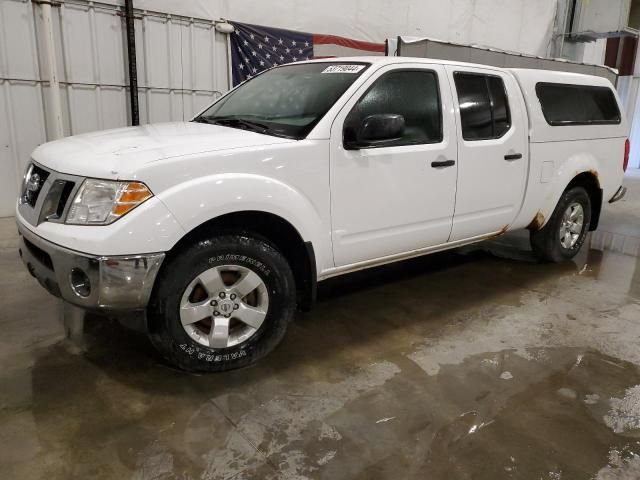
[40,2,64,139]
[124,0,139,125]
[226,30,233,90]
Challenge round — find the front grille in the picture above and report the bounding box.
[38,179,76,223]
[18,162,83,227]
[23,164,50,207]
[57,181,75,217]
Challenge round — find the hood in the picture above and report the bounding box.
[31,122,295,179]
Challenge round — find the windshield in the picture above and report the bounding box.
[194,62,370,139]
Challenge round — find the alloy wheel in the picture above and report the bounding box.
[179,265,269,348]
[559,202,584,249]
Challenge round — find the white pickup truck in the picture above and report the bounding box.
[17,57,629,371]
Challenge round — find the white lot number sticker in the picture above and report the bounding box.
[322,64,365,74]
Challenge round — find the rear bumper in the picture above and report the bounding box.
[18,222,165,310]
[609,186,627,203]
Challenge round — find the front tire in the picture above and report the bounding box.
[530,186,591,262]
[148,234,296,372]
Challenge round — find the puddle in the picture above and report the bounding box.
[420,349,640,480]
[470,229,640,302]
[7,325,640,480]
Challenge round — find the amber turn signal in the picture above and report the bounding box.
[112,182,153,217]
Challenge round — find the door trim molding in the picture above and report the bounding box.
[318,229,504,280]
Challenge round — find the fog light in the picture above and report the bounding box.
[70,268,91,297]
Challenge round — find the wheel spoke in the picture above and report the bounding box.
[569,206,580,221]
[559,202,586,249]
[570,205,583,222]
[180,301,211,326]
[209,317,230,348]
[198,267,225,295]
[232,270,263,298]
[235,303,267,329]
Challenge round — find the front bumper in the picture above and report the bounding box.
[18,223,165,310]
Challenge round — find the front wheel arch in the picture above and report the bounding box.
[158,210,316,312]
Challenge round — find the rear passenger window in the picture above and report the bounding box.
[536,83,621,126]
[454,73,511,140]
[346,70,443,146]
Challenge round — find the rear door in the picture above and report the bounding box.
[445,66,528,241]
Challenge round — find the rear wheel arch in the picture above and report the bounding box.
[162,210,317,311]
[529,170,603,232]
[530,185,592,262]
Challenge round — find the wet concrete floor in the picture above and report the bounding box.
[1,171,640,479]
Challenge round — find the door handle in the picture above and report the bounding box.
[431,160,455,168]
[504,153,523,161]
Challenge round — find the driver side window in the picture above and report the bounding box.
[344,70,443,147]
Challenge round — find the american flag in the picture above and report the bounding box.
[229,22,385,86]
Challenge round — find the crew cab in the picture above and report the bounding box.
[16,57,629,371]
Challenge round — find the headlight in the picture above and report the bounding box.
[66,179,153,225]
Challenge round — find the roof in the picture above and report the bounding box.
[303,55,494,69]
[300,56,613,84]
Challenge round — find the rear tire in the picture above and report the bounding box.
[530,186,591,262]
[148,234,296,372]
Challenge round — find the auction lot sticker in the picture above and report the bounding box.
[322,64,366,74]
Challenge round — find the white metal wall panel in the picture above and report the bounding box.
[0,0,48,216]
[0,0,229,217]
[573,0,632,35]
[143,15,173,123]
[1,0,40,79]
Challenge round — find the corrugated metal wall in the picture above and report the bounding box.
[0,0,229,217]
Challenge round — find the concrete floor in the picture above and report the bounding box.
[1,172,640,480]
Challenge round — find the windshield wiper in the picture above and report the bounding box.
[213,117,272,133]
[193,116,216,125]
[192,115,296,139]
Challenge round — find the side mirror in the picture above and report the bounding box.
[344,113,405,150]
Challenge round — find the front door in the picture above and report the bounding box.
[445,66,528,241]
[330,64,458,267]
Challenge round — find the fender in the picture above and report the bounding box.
[18,196,186,256]
[527,150,601,230]
[157,173,332,273]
